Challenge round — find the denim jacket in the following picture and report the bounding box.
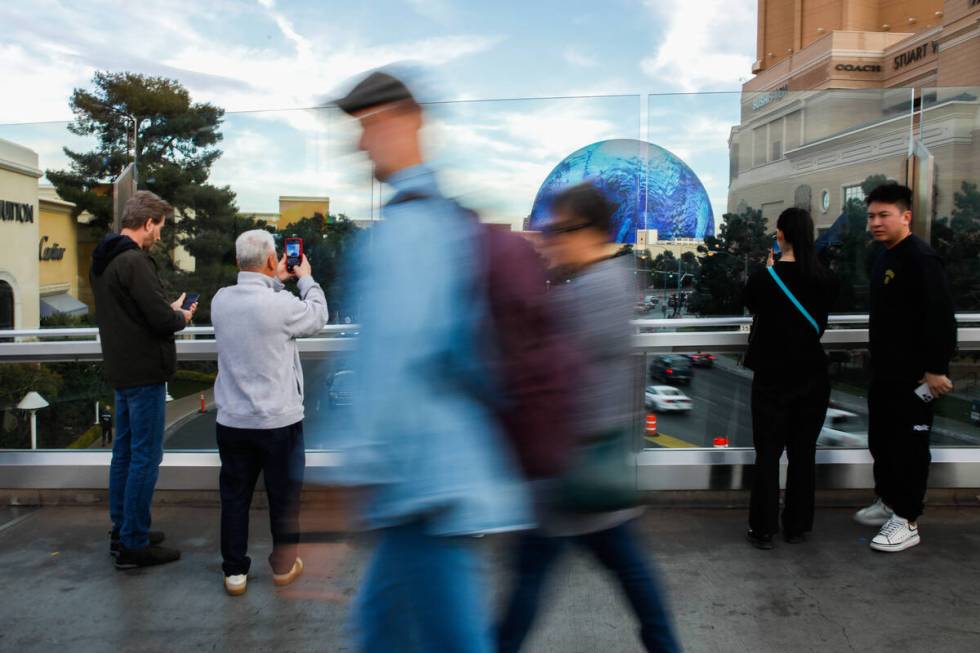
[333,165,531,536]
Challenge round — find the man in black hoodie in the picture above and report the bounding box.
[91,190,196,569]
[854,184,957,553]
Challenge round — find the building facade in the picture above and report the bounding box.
[38,186,89,318]
[730,0,980,231]
[0,139,42,330]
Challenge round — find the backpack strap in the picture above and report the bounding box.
[767,266,820,335]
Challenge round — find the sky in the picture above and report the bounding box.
[0,0,758,228]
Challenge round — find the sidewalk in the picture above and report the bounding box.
[2,504,979,652]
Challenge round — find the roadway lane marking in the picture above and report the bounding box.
[645,433,699,448]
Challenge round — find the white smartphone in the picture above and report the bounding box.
[913,383,935,403]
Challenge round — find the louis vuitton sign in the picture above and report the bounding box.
[0,200,34,223]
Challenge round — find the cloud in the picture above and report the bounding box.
[563,48,597,68]
[407,0,457,23]
[0,1,502,124]
[640,0,755,92]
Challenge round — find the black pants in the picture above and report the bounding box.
[868,378,934,521]
[749,373,830,536]
[216,421,305,576]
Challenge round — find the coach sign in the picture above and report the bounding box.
[0,199,34,223]
[835,63,882,73]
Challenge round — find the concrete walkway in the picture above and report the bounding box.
[2,504,979,652]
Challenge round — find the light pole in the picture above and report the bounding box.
[17,391,49,450]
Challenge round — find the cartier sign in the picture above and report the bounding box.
[38,236,66,261]
[0,200,34,223]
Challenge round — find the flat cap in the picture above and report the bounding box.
[334,71,417,115]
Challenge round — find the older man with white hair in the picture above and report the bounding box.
[211,229,327,596]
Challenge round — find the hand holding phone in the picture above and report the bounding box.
[181,292,200,310]
[285,238,303,273]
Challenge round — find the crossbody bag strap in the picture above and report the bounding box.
[767,266,820,335]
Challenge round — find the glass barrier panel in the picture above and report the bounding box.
[921,87,980,312]
[163,355,354,451]
[0,361,111,450]
[639,348,980,450]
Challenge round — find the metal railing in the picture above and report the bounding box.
[2,315,980,490]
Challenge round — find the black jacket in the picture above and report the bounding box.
[869,234,956,382]
[91,234,186,388]
[742,261,839,380]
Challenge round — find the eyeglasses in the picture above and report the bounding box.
[540,222,591,237]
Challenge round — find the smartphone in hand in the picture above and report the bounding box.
[913,382,935,403]
[181,292,200,310]
[285,237,303,273]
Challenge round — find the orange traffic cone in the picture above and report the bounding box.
[645,413,658,437]
[200,391,206,414]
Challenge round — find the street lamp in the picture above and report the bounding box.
[17,391,49,450]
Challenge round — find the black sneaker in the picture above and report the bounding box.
[783,532,807,544]
[114,544,181,569]
[746,529,774,550]
[109,530,166,557]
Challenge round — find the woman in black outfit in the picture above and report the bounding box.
[743,207,839,549]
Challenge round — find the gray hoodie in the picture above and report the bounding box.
[212,272,328,430]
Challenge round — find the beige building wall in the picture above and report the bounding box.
[38,187,80,300]
[756,0,945,74]
[0,139,41,330]
[278,196,329,230]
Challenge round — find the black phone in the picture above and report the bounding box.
[181,292,200,310]
[285,237,304,272]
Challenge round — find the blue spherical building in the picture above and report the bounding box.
[528,139,714,243]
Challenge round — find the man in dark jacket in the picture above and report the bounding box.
[854,184,957,553]
[91,190,196,569]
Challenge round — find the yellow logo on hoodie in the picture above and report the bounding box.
[884,269,895,285]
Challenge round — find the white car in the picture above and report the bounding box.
[645,385,693,413]
[817,408,868,447]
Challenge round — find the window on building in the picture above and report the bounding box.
[771,139,782,161]
[843,184,866,206]
[730,143,739,181]
[753,126,767,167]
[768,118,784,162]
[784,110,801,150]
[0,281,13,330]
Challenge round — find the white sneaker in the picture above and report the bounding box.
[870,516,920,552]
[224,574,247,596]
[854,498,894,526]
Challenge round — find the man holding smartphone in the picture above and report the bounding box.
[91,190,197,568]
[211,229,327,596]
[855,184,957,552]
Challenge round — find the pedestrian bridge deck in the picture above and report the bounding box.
[1,502,979,653]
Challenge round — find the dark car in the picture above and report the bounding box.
[649,355,693,385]
[686,352,716,368]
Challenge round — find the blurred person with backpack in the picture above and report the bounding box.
[495,182,682,653]
[332,68,578,653]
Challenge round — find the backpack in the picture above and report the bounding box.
[388,192,577,478]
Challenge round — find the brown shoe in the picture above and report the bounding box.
[272,558,303,587]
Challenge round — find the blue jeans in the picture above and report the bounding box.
[353,520,492,653]
[109,383,166,550]
[496,520,682,653]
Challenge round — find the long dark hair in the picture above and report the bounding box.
[776,207,827,282]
